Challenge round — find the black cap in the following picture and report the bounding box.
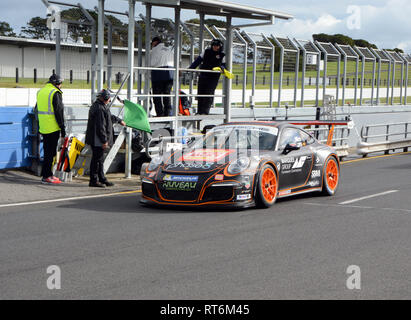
[151,36,161,44]
[211,39,223,47]
[48,73,63,85]
[97,89,111,101]
[211,39,223,49]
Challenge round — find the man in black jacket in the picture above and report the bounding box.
[85,89,125,188]
[189,39,225,115]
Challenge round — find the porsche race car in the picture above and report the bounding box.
[140,121,344,209]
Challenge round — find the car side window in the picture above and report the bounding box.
[278,128,302,150]
[299,129,315,146]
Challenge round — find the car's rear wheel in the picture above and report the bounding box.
[256,164,278,208]
[322,157,339,196]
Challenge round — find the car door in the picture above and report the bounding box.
[277,127,313,190]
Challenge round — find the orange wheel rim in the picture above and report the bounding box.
[261,168,277,202]
[326,159,339,190]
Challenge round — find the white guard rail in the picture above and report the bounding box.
[357,122,411,156]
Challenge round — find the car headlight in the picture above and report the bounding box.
[227,157,250,175]
[147,156,163,171]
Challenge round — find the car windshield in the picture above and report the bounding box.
[192,125,278,151]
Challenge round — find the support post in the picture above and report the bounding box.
[144,5,151,112]
[400,60,404,104]
[224,15,232,122]
[323,53,327,106]
[55,29,61,76]
[91,22,96,101]
[403,59,409,105]
[292,39,299,107]
[125,0,135,179]
[391,59,395,105]
[371,56,376,106]
[342,55,347,106]
[173,7,181,131]
[316,51,320,107]
[334,45,341,106]
[199,13,205,54]
[264,35,275,108]
[377,59,381,105]
[107,21,113,89]
[299,42,306,107]
[354,56,359,105]
[136,24,143,104]
[360,55,365,105]
[387,60,391,105]
[97,0,105,91]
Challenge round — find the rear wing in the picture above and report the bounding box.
[285,120,349,126]
[282,120,352,146]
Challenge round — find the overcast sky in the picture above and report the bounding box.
[1,0,410,52]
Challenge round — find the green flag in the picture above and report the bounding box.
[123,99,151,133]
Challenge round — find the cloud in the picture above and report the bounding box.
[396,41,411,52]
[260,14,343,40]
[254,0,411,53]
[353,0,411,50]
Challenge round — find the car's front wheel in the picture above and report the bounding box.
[322,156,339,196]
[255,164,278,208]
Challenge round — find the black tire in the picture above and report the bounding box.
[255,164,278,208]
[321,156,340,196]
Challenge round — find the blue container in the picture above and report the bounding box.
[0,107,33,169]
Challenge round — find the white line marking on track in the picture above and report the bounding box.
[339,190,398,205]
[304,202,373,210]
[304,202,411,214]
[0,190,141,208]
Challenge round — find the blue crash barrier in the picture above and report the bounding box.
[0,107,33,170]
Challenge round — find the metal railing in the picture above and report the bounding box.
[361,122,410,142]
[357,122,411,156]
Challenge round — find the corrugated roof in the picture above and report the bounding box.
[134,0,293,21]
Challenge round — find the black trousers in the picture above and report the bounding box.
[197,75,220,115]
[41,130,60,179]
[152,80,173,116]
[90,146,107,183]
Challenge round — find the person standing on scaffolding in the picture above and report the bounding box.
[150,36,174,117]
[189,39,226,115]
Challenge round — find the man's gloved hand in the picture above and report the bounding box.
[60,127,66,138]
[223,68,234,79]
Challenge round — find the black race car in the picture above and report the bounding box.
[140,121,343,209]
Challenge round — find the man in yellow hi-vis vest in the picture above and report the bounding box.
[36,74,66,184]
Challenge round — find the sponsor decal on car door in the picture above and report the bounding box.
[279,150,313,190]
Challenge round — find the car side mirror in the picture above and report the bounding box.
[282,143,300,154]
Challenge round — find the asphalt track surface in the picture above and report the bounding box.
[1,152,410,299]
